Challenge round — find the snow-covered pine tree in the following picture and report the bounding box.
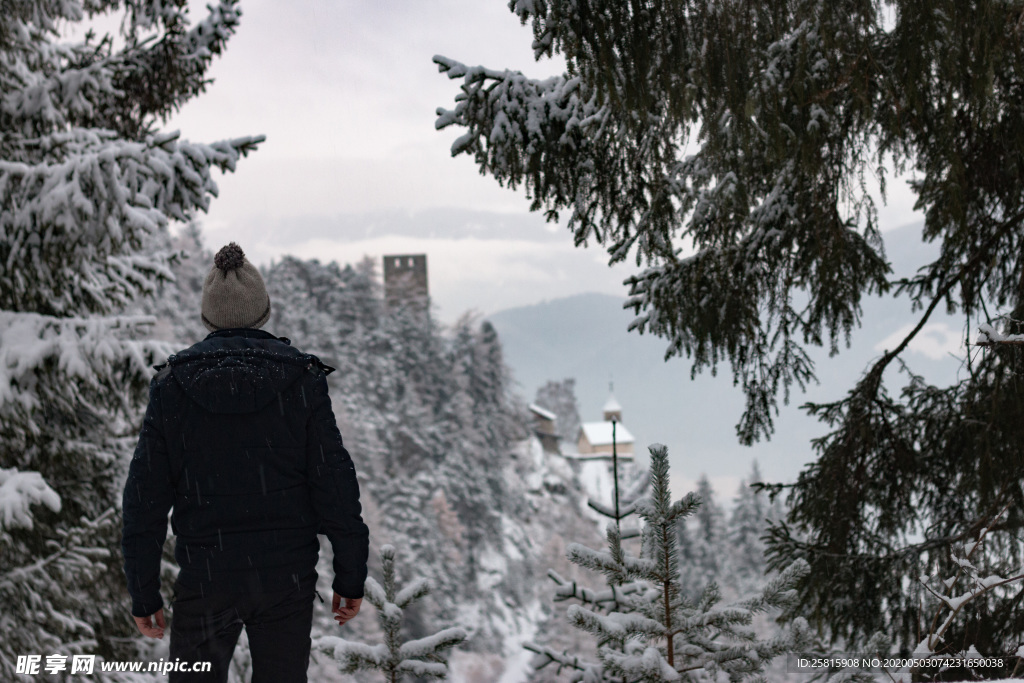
[0,0,260,674]
[431,313,528,614]
[690,475,728,587]
[728,463,770,592]
[525,463,650,681]
[315,544,467,682]
[673,508,697,595]
[534,379,582,446]
[263,255,358,362]
[337,256,386,341]
[530,445,813,681]
[134,222,212,345]
[435,0,1024,654]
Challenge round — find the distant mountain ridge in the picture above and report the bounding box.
[486,221,965,486]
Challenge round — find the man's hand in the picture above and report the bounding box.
[332,593,362,626]
[133,609,165,639]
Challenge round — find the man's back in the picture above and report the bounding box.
[154,329,362,595]
[121,243,368,683]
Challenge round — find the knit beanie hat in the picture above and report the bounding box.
[201,243,271,331]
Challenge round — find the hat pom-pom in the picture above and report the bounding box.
[214,242,246,272]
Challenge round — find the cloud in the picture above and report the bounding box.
[194,146,534,223]
[190,206,638,323]
[267,233,631,323]
[873,322,965,360]
[670,474,743,510]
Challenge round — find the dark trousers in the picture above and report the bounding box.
[169,580,315,683]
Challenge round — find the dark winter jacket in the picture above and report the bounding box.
[121,328,369,618]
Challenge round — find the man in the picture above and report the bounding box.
[122,242,369,682]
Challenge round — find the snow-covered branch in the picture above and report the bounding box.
[547,568,644,613]
[0,468,60,530]
[976,321,1024,346]
[523,642,609,683]
[0,132,263,314]
[0,310,171,414]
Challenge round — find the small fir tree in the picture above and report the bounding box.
[529,445,813,681]
[525,447,651,682]
[315,544,467,682]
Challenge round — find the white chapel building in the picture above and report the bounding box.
[576,393,635,457]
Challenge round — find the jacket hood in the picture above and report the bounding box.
[167,330,317,415]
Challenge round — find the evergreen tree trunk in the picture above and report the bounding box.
[662,520,674,669]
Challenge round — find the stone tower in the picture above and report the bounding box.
[383,254,428,311]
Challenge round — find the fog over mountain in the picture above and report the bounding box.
[487,220,970,493]
[213,206,632,324]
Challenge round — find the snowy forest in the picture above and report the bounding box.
[133,228,803,682]
[3,203,803,682]
[3,0,1024,682]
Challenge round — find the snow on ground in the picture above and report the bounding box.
[476,543,509,593]
[448,597,546,683]
[495,599,545,683]
[575,457,617,507]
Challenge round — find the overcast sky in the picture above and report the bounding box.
[161,0,629,322]
[156,0,927,324]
